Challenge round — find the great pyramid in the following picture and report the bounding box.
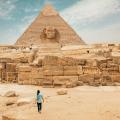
[15,5,85,46]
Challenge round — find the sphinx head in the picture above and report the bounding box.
[44,26,56,39]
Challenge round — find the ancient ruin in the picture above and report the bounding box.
[0,5,120,88]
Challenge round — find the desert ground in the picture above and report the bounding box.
[0,84,120,120]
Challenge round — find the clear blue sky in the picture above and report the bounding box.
[0,0,120,44]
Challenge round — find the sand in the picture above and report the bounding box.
[0,84,120,120]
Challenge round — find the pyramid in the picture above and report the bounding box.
[15,5,85,46]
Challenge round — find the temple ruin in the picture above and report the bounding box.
[0,5,120,87]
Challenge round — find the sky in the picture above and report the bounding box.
[0,0,120,44]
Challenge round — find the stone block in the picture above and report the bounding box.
[111,75,120,82]
[57,89,68,95]
[83,66,100,74]
[42,56,62,66]
[86,59,98,67]
[63,66,78,76]
[43,65,63,76]
[18,66,31,72]
[6,63,16,72]
[77,65,83,75]
[43,76,53,86]
[4,91,18,97]
[18,72,31,82]
[53,76,78,87]
[31,68,44,79]
[2,115,17,120]
[79,74,94,85]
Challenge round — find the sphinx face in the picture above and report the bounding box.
[45,27,56,39]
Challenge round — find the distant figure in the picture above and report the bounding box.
[37,90,44,113]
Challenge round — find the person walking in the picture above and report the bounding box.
[37,90,44,113]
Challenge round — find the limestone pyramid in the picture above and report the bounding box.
[15,5,85,46]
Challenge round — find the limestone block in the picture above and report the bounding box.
[31,68,44,79]
[18,72,31,82]
[4,91,18,97]
[35,78,44,85]
[43,76,53,86]
[99,63,107,70]
[77,81,84,86]
[6,99,16,106]
[6,63,16,72]
[79,74,94,85]
[86,60,98,67]
[57,89,68,95]
[0,63,2,70]
[21,80,31,85]
[18,66,31,72]
[103,52,111,58]
[102,75,112,81]
[43,65,63,76]
[31,79,38,85]
[20,57,28,63]
[113,57,120,64]
[111,75,120,82]
[77,65,83,75]
[77,59,86,65]
[94,74,101,80]
[17,98,31,106]
[43,56,62,66]
[53,76,78,87]
[63,66,78,76]
[83,66,100,74]
[101,75,113,85]
[107,63,119,70]
[2,115,17,120]
[62,57,77,66]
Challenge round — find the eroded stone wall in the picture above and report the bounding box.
[17,55,120,88]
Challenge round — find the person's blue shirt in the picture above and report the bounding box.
[37,93,43,103]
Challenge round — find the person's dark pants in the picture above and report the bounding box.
[37,102,42,112]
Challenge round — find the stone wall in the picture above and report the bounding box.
[17,55,120,88]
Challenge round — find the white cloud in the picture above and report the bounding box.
[0,0,17,18]
[60,0,120,43]
[21,15,35,22]
[61,0,120,25]
[80,23,120,44]
[24,8,39,13]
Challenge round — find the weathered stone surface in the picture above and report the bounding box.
[43,65,63,76]
[18,66,31,72]
[57,89,68,95]
[86,59,98,67]
[79,74,94,85]
[2,115,16,120]
[111,75,120,82]
[43,76,53,87]
[17,98,31,106]
[53,76,78,87]
[77,81,84,86]
[77,66,83,75]
[83,66,100,74]
[6,99,16,106]
[63,66,78,76]
[4,91,18,97]
[31,67,43,78]
[18,72,31,84]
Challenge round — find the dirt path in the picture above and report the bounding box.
[0,84,120,120]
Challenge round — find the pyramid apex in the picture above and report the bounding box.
[41,4,58,16]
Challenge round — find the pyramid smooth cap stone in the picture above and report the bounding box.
[41,4,58,16]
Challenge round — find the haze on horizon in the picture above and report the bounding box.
[0,0,120,45]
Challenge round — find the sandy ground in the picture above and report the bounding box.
[0,84,120,120]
